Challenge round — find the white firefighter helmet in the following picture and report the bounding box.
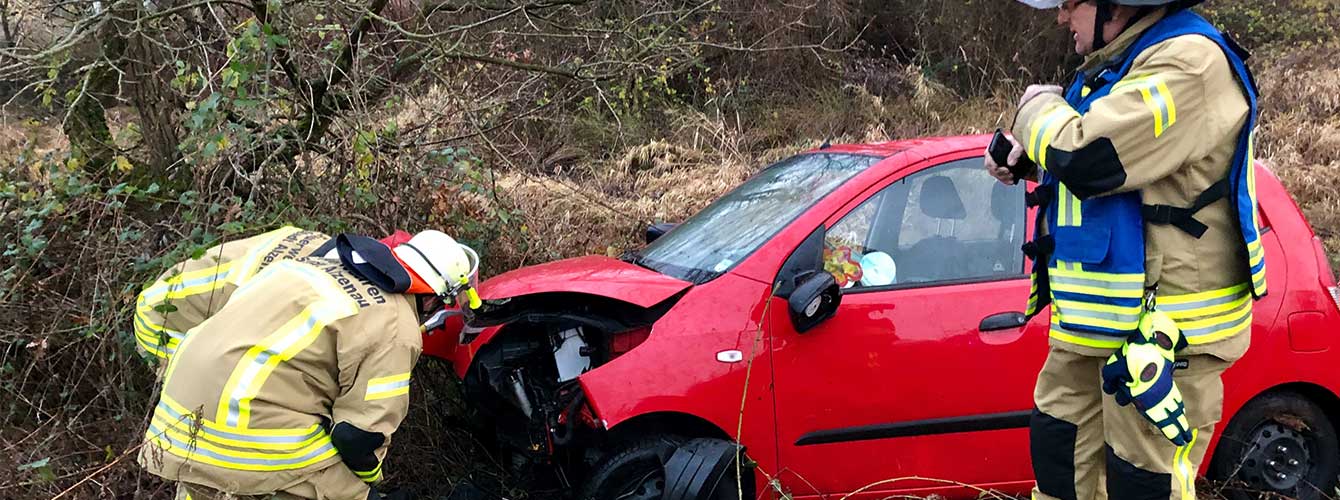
[393,230,479,296]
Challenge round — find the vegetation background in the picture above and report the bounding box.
[1,0,1338,498]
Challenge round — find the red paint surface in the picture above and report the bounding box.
[477,255,692,307]
[429,135,1340,499]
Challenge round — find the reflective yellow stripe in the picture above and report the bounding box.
[231,226,302,284]
[152,411,326,451]
[134,298,184,358]
[1175,429,1199,500]
[146,427,337,472]
[1159,284,1249,306]
[1055,310,1140,331]
[1116,75,1177,138]
[1054,184,1082,228]
[141,262,237,304]
[1049,266,1145,300]
[1159,284,1254,340]
[354,462,384,483]
[215,262,359,428]
[366,373,412,401]
[1247,239,1265,269]
[150,420,332,461]
[1030,106,1079,170]
[1048,320,1125,349]
[1050,265,1145,283]
[159,396,321,437]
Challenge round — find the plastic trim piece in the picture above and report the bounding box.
[795,410,1032,446]
[664,438,744,500]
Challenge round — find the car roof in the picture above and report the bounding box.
[804,134,991,159]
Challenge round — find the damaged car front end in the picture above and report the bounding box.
[438,152,884,499]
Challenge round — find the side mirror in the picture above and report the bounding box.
[788,271,841,333]
[645,222,678,244]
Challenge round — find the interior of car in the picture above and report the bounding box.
[824,157,1026,289]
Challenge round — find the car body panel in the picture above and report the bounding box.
[477,255,693,307]
[432,134,1340,500]
[578,272,778,464]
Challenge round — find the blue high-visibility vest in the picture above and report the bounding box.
[1025,9,1266,341]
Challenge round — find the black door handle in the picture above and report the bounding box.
[980,312,1027,332]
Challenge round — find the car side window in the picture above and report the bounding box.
[824,157,1026,289]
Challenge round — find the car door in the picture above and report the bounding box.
[768,153,1049,499]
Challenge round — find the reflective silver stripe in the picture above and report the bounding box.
[1153,87,1172,127]
[226,313,323,427]
[157,402,321,444]
[1054,305,1141,325]
[1157,291,1249,313]
[367,379,410,394]
[233,227,302,283]
[1060,189,1074,226]
[148,425,335,467]
[1049,321,1127,347]
[141,272,228,303]
[1050,274,1146,292]
[134,313,184,345]
[1182,312,1252,338]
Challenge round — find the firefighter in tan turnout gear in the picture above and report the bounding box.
[137,229,481,500]
[985,1,1266,500]
[133,226,332,366]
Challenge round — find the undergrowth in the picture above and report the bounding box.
[2,1,1339,499]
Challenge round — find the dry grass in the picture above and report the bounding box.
[4,21,1340,500]
[1253,42,1340,268]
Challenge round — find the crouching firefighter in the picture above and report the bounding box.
[137,229,482,500]
[984,1,1266,500]
[133,226,333,370]
[133,227,417,377]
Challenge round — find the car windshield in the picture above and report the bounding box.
[630,153,881,284]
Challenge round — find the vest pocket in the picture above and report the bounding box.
[1052,225,1111,265]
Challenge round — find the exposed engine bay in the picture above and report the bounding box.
[460,292,680,482]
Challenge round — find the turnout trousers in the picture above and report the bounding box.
[1029,334,1247,500]
[171,462,373,500]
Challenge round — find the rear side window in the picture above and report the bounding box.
[824,157,1026,289]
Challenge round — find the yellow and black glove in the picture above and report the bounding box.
[1102,311,1194,446]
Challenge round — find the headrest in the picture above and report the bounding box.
[990,182,1018,222]
[920,176,967,220]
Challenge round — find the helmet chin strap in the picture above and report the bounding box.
[1092,0,1113,52]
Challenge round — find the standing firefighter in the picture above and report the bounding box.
[138,229,481,500]
[985,1,1265,500]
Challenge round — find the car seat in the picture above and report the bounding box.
[900,175,967,282]
[987,181,1024,276]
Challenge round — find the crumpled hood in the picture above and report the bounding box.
[478,255,692,307]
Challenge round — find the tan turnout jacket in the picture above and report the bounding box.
[138,256,422,500]
[1012,9,1254,358]
[135,226,331,364]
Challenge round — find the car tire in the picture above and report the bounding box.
[579,435,686,500]
[1209,390,1339,500]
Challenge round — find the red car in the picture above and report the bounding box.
[426,135,1340,500]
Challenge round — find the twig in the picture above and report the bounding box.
[735,282,776,500]
[48,440,145,500]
